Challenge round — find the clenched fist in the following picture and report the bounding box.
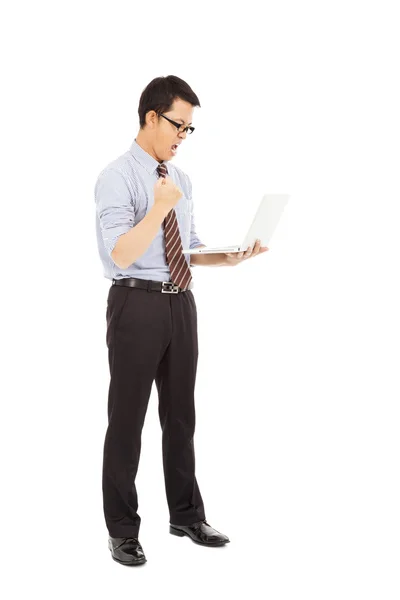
[154,175,183,215]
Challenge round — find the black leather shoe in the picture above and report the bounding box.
[169,519,230,546]
[108,537,147,566]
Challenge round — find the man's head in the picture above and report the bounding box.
[136,75,201,163]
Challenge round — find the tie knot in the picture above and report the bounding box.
[157,163,168,178]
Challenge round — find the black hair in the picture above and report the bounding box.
[138,75,201,129]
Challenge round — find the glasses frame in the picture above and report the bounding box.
[159,113,195,135]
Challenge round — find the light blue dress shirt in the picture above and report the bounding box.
[95,139,204,282]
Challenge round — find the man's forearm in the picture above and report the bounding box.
[112,204,168,269]
[190,246,228,267]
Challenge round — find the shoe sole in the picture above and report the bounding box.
[169,525,230,546]
[109,551,147,566]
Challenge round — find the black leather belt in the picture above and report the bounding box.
[112,277,193,294]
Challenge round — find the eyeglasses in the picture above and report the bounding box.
[159,113,195,135]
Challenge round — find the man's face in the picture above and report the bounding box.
[153,98,194,162]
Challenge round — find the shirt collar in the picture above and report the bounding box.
[129,138,167,175]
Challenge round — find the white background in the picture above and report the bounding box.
[1,1,399,598]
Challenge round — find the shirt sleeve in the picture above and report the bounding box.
[95,168,135,259]
[186,175,205,250]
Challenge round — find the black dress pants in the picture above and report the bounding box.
[102,281,206,538]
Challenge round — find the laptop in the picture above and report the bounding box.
[182,193,290,254]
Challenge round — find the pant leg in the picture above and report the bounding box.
[155,289,206,526]
[102,284,170,538]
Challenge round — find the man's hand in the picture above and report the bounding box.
[224,239,269,266]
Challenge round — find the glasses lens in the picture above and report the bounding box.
[178,125,194,134]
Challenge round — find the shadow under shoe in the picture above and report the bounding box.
[169,519,230,546]
[108,537,147,566]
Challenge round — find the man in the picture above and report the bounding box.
[94,75,268,567]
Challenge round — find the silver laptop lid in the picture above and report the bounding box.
[240,194,290,250]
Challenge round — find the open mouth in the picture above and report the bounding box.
[170,144,179,154]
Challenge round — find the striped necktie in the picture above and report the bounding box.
[156,163,192,290]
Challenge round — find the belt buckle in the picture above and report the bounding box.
[161,281,180,294]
